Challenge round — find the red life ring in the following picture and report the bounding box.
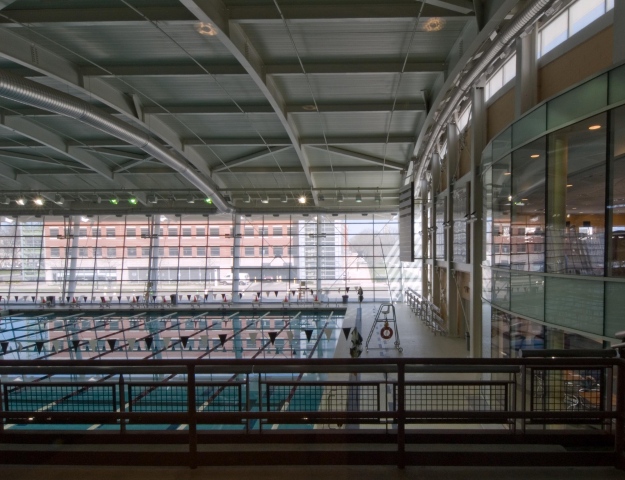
[381,325,393,339]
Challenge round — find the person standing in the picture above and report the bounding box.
[357,286,363,303]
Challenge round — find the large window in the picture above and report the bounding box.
[0,213,401,303]
[538,0,614,57]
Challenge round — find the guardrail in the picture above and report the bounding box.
[405,288,448,335]
[0,356,623,469]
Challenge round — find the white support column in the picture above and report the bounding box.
[446,122,459,338]
[233,215,242,302]
[515,26,538,119]
[615,0,625,64]
[470,86,487,358]
[431,154,440,304]
[420,179,428,297]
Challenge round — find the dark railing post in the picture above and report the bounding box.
[397,361,405,469]
[616,360,625,470]
[0,382,4,434]
[188,364,198,469]
[119,374,125,434]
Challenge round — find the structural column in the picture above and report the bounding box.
[446,122,459,337]
[470,86,487,358]
[515,26,538,119]
[233,215,242,302]
[431,154,440,304]
[420,179,428,297]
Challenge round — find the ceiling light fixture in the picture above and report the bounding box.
[261,196,269,204]
[530,154,540,158]
[374,190,381,203]
[337,192,344,203]
[186,194,195,204]
[196,22,217,36]
[128,196,138,205]
[281,194,288,203]
[109,195,119,205]
[588,125,601,130]
[16,196,26,206]
[355,189,362,203]
[298,194,307,204]
[318,193,325,201]
[1,195,10,205]
[204,197,212,204]
[147,194,158,204]
[33,196,45,206]
[244,194,251,203]
[423,17,446,32]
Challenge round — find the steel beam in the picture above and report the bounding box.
[212,146,291,172]
[229,3,474,23]
[180,0,317,201]
[307,145,404,171]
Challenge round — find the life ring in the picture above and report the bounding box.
[381,325,393,339]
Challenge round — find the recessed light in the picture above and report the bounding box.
[302,105,317,111]
[530,154,540,158]
[588,125,601,130]
[567,184,573,187]
[298,195,307,204]
[196,22,217,36]
[503,172,511,175]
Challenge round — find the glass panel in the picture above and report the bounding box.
[492,156,511,268]
[435,197,445,260]
[512,104,546,148]
[492,269,510,310]
[605,282,625,337]
[452,186,468,263]
[483,165,493,265]
[569,0,605,35]
[492,127,512,163]
[609,105,625,276]
[609,64,625,105]
[547,75,608,130]
[511,138,546,272]
[540,11,568,56]
[545,277,604,335]
[510,272,544,320]
[546,113,607,276]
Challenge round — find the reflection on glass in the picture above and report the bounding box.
[491,156,511,268]
[610,106,625,276]
[511,138,546,272]
[546,114,606,276]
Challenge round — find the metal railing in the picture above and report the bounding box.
[0,356,623,469]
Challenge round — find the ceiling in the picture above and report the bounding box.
[0,0,493,216]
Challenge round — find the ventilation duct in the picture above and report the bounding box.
[0,70,233,213]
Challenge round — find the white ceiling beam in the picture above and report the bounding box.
[215,166,402,174]
[229,3,474,23]
[180,0,317,202]
[212,146,292,172]
[0,115,115,180]
[0,26,214,181]
[78,61,445,77]
[287,102,426,114]
[307,145,404,171]
[302,135,416,145]
[182,137,292,147]
[0,7,195,26]
[0,150,92,170]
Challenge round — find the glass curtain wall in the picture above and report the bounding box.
[0,213,402,305]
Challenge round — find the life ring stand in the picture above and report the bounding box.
[380,324,394,340]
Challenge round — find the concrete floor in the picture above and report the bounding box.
[3,302,625,478]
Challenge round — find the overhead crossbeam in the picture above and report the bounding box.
[180,0,317,202]
[212,146,292,173]
[307,145,404,171]
[228,3,474,22]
